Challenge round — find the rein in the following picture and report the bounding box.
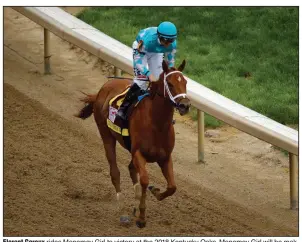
[107,76,150,81]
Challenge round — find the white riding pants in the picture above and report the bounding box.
[132,40,163,90]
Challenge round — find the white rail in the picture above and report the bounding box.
[11,6,299,209]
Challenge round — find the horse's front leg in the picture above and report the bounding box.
[149,156,176,201]
[133,150,149,228]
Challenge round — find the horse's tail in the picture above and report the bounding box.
[75,92,97,120]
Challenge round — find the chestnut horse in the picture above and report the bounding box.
[75,60,190,228]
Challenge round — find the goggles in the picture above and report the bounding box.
[159,36,176,44]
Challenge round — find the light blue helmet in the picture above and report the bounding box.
[157,21,177,40]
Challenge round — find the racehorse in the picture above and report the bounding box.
[75,60,190,228]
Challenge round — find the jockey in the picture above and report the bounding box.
[117,21,177,120]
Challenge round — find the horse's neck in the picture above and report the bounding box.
[151,94,174,129]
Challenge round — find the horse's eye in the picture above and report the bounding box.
[168,83,173,88]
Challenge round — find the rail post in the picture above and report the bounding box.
[289,153,298,210]
[114,67,122,76]
[198,109,205,163]
[44,28,51,74]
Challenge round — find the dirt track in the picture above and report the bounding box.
[3,7,298,236]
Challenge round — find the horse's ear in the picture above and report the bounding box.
[177,59,186,72]
[162,60,169,73]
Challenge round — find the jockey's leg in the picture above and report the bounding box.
[116,44,148,120]
[116,82,142,120]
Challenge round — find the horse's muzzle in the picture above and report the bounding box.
[177,98,191,116]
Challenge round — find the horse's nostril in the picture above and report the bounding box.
[179,103,188,109]
[178,103,190,114]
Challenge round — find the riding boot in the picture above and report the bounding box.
[117,83,141,120]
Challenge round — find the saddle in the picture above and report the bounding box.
[107,86,149,151]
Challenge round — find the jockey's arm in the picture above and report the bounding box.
[133,50,150,77]
[166,48,177,68]
[133,49,157,82]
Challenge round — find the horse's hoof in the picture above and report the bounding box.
[120,215,131,227]
[136,220,146,228]
[149,186,160,195]
[149,186,160,192]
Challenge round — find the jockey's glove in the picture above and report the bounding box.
[148,74,158,82]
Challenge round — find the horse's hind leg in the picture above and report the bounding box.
[132,150,149,228]
[128,160,141,200]
[103,136,120,192]
[98,123,130,225]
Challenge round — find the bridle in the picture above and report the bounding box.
[160,70,189,109]
[163,71,187,102]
